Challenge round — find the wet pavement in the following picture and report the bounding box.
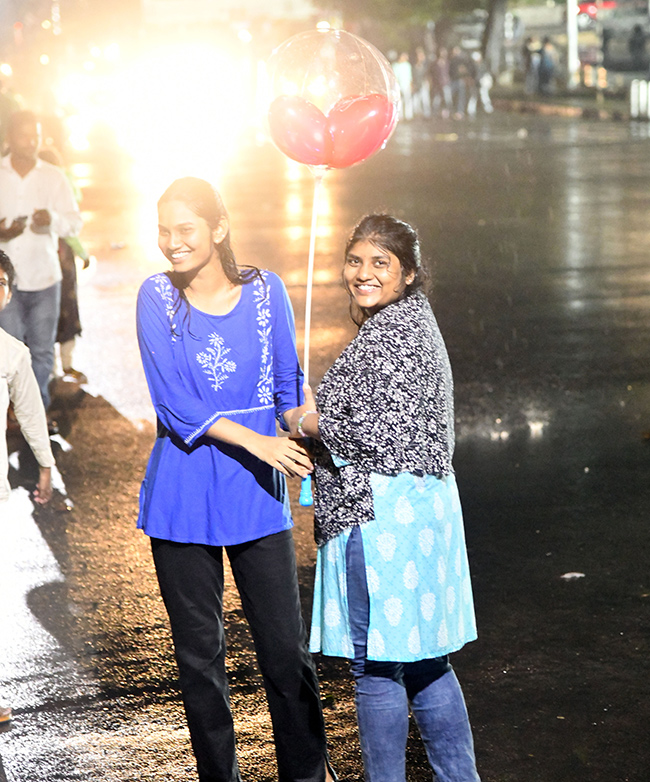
[2,110,650,781]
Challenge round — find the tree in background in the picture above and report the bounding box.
[331,0,507,73]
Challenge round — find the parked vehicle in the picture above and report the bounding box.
[578,0,617,29]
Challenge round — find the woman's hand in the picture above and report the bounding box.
[247,434,313,478]
[284,384,320,439]
[206,417,313,477]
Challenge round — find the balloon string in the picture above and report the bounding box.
[303,171,323,386]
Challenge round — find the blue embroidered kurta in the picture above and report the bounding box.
[136,270,302,546]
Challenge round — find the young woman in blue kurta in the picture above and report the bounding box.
[137,267,301,545]
[135,177,334,782]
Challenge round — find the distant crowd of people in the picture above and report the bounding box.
[391,46,494,121]
[521,35,559,96]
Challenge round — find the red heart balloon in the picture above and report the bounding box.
[327,94,397,169]
[268,95,332,167]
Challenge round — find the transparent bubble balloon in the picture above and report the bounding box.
[266,29,400,169]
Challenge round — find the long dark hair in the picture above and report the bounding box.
[344,214,428,327]
[158,177,262,332]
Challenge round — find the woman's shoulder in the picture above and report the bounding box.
[137,273,181,329]
[256,268,284,291]
[139,271,173,295]
[247,268,291,304]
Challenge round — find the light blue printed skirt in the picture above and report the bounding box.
[310,472,478,662]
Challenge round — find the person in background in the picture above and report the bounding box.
[467,52,494,117]
[522,36,541,95]
[0,110,82,427]
[287,214,480,782]
[38,146,90,384]
[392,52,414,121]
[1,249,56,725]
[629,24,647,72]
[537,37,558,96]
[449,46,470,119]
[429,48,452,119]
[136,177,335,782]
[412,47,431,119]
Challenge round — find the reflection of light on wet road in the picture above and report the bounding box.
[0,489,64,675]
[456,408,551,443]
[0,490,96,736]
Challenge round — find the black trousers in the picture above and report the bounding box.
[151,530,330,782]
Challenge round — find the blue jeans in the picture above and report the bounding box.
[152,530,332,782]
[346,526,480,782]
[0,282,61,408]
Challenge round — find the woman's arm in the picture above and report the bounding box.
[206,417,312,478]
[284,384,320,440]
[270,274,305,420]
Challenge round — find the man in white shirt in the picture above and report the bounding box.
[0,110,82,410]
[0,250,54,504]
[1,249,55,726]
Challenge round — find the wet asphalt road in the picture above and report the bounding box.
[2,111,650,781]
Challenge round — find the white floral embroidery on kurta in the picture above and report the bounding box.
[451,485,461,512]
[253,275,274,405]
[421,592,436,621]
[384,596,404,627]
[437,619,449,647]
[434,492,445,520]
[408,626,421,655]
[324,598,342,628]
[444,522,453,549]
[437,555,447,584]
[395,496,414,525]
[338,572,347,598]
[368,629,386,658]
[373,474,390,496]
[366,565,380,595]
[196,333,237,391]
[375,532,397,561]
[403,560,419,590]
[419,527,434,557]
[446,585,456,613]
[154,274,179,341]
[341,634,355,658]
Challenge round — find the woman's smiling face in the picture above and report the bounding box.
[157,200,225,275]
[343,239,414,315]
